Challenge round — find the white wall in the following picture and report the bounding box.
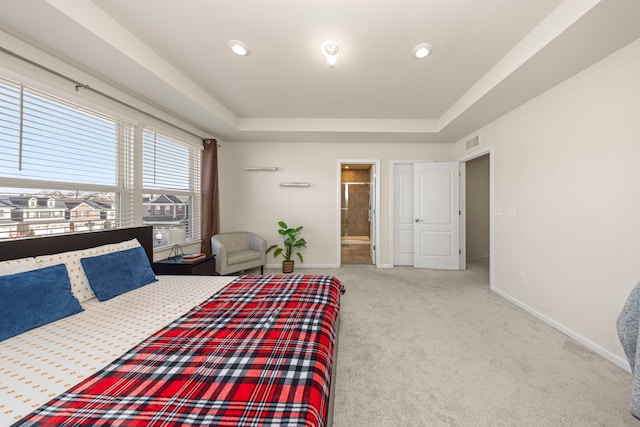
[454,38,640,368]
[218,141,452,267]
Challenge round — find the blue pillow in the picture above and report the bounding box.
[81,246,158,301]
[0,264,84,341]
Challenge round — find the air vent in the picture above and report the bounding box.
[465,136,480,150]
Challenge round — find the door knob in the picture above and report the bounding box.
[415,218,421,223]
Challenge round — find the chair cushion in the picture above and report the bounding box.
[216,233,251,251]
[227,249,261,265]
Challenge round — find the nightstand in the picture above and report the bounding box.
[152,254,216,276]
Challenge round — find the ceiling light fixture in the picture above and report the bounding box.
[412,43,432,59]
[321,40,339,66]
[228,40,250,56]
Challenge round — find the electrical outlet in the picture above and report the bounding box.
[518,272,526,285]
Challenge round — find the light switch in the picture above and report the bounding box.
[494,206,503,216]
[506,206,516,217]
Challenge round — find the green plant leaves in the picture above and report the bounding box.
[266,220,307,262]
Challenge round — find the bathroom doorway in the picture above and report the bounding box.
[340,163,374,264]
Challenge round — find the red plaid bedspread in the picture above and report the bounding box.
[14,275,344,427]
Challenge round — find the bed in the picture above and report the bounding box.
[0,226,343,426]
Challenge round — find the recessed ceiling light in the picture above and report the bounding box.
[412,43,432,59]
[228,40,250,56]
[321,40,339,66]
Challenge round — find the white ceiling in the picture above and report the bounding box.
[0,0,638,143]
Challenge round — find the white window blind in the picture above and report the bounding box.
[142,129,201,248]
[0,76,135,239]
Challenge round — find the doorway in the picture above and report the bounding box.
[338,161,379,265]
[459,147,492,285]
[463,154,490,271]
[390,150,492,283]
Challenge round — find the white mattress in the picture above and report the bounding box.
[0,274,236,425]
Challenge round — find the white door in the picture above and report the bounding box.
[393,163,414,265]
[369,164,376,264]
[413,162,460,270]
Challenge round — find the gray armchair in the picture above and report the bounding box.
[211,232,266,275]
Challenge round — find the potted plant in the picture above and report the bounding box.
[266,221,307,273]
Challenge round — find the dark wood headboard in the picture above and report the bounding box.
[0,226,153,262]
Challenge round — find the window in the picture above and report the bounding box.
[142,130,201,248]
[0,74,202,246]
[0,76,134,240]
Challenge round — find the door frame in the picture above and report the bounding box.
[458,145,494,289]
[337,159,381,267]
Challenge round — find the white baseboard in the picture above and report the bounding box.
[266,263,393,269]
[491,287,631,373]
[265,263,340,269]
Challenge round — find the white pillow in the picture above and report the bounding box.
[36,249,96,303]
[0,257,39,275]
[88,238,141,256]
[35,238,142,303]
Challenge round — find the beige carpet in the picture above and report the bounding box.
[266,262,637,426]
